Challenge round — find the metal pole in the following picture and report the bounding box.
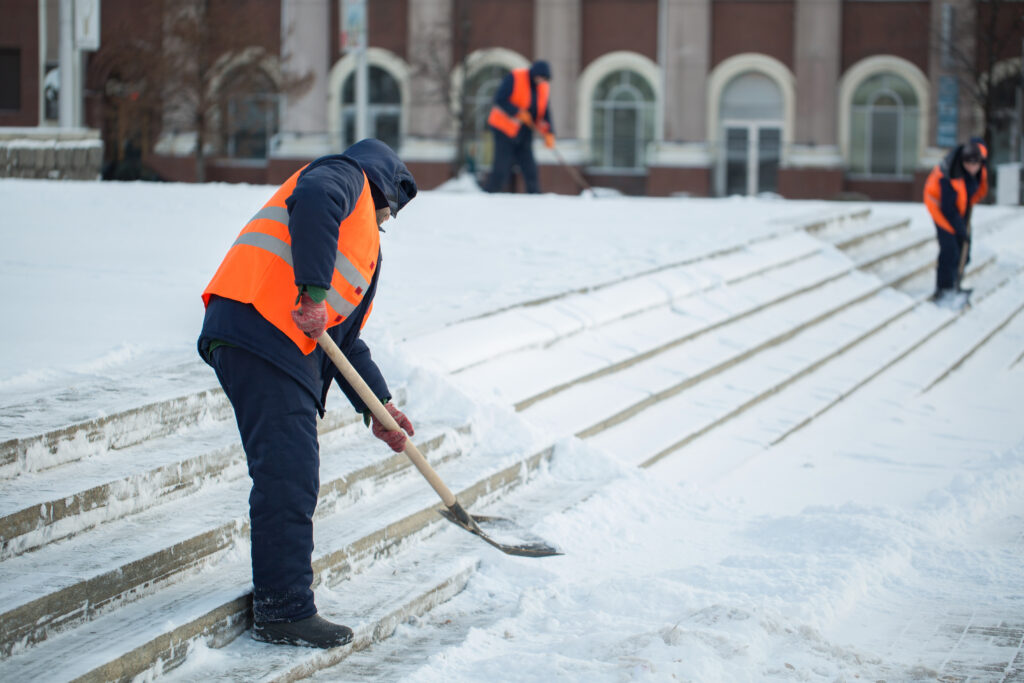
[58,0,75,127]
[354,0,368,141]
[38,0,47,125]
[1019,38,1024,163]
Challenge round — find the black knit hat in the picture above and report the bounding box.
[961,143,982,163]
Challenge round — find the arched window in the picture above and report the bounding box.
[849,73,918,177]
[221,68,279,159]
[464,64,510,172]
[591,70,655,171]
[341,65,401,151]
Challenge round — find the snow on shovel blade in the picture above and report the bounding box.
[439,507,563,558]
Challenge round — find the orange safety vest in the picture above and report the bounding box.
[487,68,550,139]
[923,164,988,235]
[202,166,379,354]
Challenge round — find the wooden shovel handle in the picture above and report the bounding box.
[317,332,458,508]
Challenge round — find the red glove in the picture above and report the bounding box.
[543,132,555,149]
[291,292,327,338]
[516,109,534,127]
[372,403,415,452]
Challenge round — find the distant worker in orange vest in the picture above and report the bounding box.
[198,139,418,649]
[923,137,988,307]
[485,60,555,194]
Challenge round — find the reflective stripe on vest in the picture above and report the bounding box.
[487,69,550,139]
[202,166,379,354]
[230,230,364,319]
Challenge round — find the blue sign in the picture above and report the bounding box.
[937,76,958,148]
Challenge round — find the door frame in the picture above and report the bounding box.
[717,118,783,196]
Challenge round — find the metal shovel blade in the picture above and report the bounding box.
[439,508,563,558]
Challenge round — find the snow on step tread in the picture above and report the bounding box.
[520,271,883,439]
[0,421,462,655]
[0,429,556,680]
[456,249,853,407]
[589,288,915,466]
[814,214,911,249]
[402,231,824,374]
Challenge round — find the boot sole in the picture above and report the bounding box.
[251,627,353,649]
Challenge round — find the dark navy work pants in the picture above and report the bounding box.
[485,128,540,194]
[210,345,320,623]
[935,226,969,290]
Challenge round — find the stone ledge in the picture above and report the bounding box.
[0,129,103,180]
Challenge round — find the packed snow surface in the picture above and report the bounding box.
[3,176,1024,681]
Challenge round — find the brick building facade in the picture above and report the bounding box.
[2,0,1022,199]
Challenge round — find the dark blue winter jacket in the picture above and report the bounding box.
[198,140,417,416]
[492,61,554,136]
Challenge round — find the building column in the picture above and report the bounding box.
[791,0,842,164]
[277,0,330,157]
[662,0,708,143]
[406,0,453,139]
[534,0,581,138]
[650,0,712,175]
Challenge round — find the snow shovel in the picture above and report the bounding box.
[956,220,972,290]
[521,118,597,197]
[549,143,598,197]
[317,333,562,558]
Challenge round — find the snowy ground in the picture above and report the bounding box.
[3,176,1024,681]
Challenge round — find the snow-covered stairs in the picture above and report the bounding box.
[428,206,1024,473]
[5,203,1024,682]
[0,380,558,680]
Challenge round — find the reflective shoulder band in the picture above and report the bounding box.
[248,205,290,227]
[232,231,357,318]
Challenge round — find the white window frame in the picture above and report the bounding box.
[706,53,795,171]
[851,83,914,177]
[838,56,929,174]
[591,75,656,172]
[577,51,662,171]
[327,48,410,152]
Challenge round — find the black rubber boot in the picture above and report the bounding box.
[252,614,354,648]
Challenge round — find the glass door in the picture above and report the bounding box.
[757,126,781,194]
[725,127,749,196]
[721,123,782,196]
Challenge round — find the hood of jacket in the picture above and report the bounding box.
[529,60,552,81]
[340,139,418,216]
[940,142,985,181]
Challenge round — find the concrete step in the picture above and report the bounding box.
[0,414,558,678]
[814,213,912,250]
[0,388,231,478]
[0,390,406,560]
[847,220,933,271]
[916,273,1024,395]
[454,212,985,434]
[404,230,834,375]
[766,249,1024,444]
[784,204,872,234]
[0,418,463,659]
[640,258,1024,483]
[160,449,617,683]
[587,287,916,467]
[0,519,482,683]
[518,270,883,441]
[0,353,213,449]
[458,248,852,410]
